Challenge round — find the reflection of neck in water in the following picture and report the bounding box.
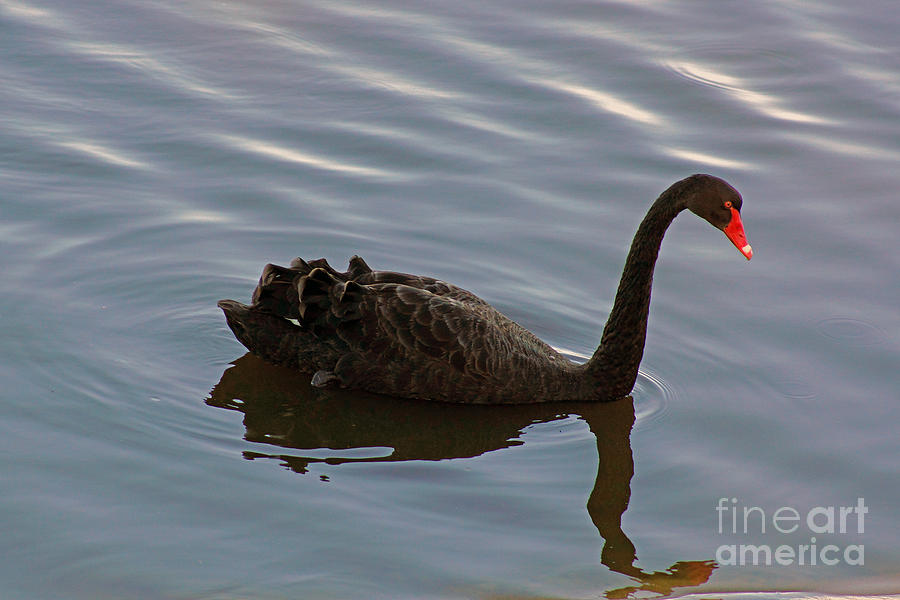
[207,353,716,598]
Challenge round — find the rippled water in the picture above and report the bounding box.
[2,0,899,598]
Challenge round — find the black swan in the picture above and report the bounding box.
[218,174,752,404]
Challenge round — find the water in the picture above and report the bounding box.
[2,0,898,598]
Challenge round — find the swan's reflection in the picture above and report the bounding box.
[207,353,715,598]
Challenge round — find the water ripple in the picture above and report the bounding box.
[664,48,831,124]
[816,317,885,347]
[0,0,63,26]
[556,347,672,430]
[214,133,398,179]
[783,131,900,162]
[631,368,674,431]
[239,20,332,57]
[771,378,818,400]
[437,106,536,142]
[544,79,665,127]
[329,63,463,100]
[54,140,151,170]
[663,147,755,171]
[64,40,236,100]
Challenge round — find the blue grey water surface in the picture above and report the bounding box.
[1,0,899,598]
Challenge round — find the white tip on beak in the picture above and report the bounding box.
[741,244,753,260]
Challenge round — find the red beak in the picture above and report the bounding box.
[723,207,753,260]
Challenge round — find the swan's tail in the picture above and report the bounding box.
[217,256,374,369]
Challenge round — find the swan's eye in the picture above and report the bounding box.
[724,201,733,209]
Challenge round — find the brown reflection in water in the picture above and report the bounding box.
[207,353,716,599]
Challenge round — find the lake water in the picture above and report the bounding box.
[2,0,898,598]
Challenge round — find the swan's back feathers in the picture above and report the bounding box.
[220,255,580,403]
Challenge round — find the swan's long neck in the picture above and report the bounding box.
[584,188,685,399]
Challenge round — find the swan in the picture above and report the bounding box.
[218,174,752,404]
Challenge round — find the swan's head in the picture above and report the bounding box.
[682,174,753,260]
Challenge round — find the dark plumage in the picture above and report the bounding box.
[218,174,752,404]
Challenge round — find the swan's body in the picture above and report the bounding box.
[219,174,752,404]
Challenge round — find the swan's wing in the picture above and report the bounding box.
[251,255,488,319]
[355,270,491,308]
[294,266,504,381]
[250,255,371,318]
[230,255,568,400]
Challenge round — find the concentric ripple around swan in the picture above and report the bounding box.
[630,368,673,431]
[553,347,671,426]
[815,317,885,347]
